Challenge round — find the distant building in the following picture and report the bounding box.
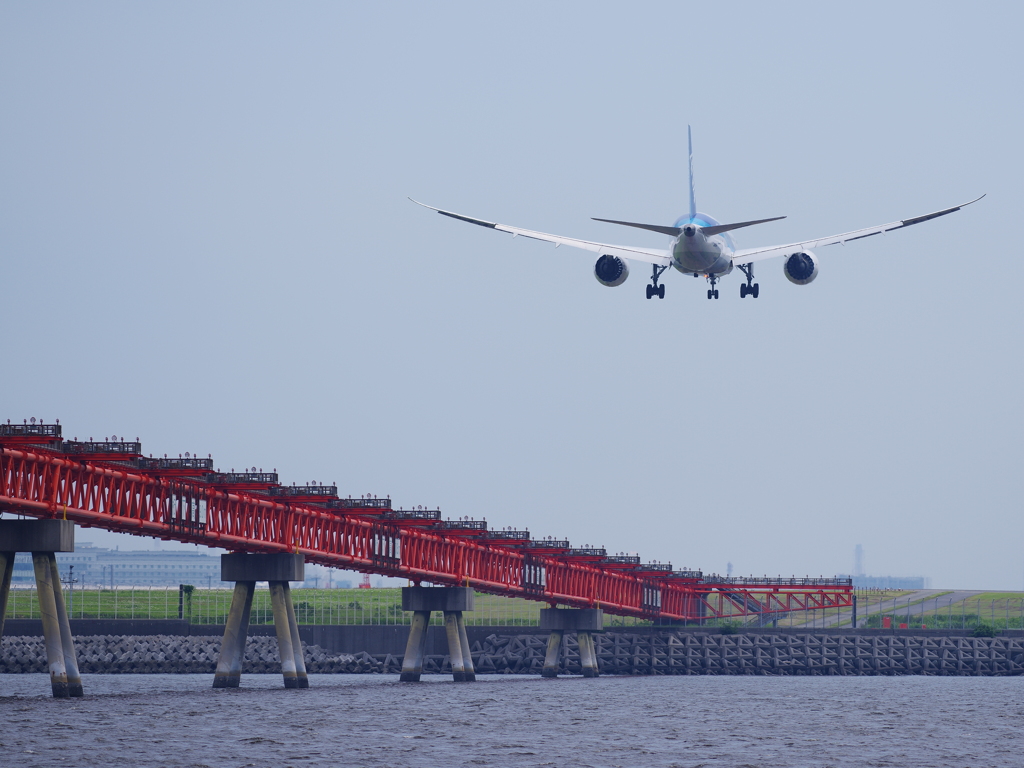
[10,542,230,589]
[301,565,352,590]
[839,574,930,590]
[844,544,927,589]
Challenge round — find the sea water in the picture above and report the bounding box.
[1,674,1022,767]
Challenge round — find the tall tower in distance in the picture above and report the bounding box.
[854,544,864,578]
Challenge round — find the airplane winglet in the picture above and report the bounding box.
[409,198,498,229]
[899,194,986,227]
[409,197,438,211]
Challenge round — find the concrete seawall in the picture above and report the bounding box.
[3,624,1023,676]
[6,619,1022,654]
[487,632,1024,676]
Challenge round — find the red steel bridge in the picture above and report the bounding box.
[0,421,852,623]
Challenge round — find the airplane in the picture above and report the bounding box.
[411,127,984,300]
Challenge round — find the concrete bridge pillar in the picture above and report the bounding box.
[213,553,308,689]
[0,551,15,639]
[0,520,83,698]
[541,629,564,678]
[399,586,475,682]
[539,608,604,678]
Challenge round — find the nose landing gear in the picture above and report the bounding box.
[646,264,667,299]
[738,264,759,298]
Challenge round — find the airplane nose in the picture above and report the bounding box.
[682,225,697,237]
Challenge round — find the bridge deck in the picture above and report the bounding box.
[0,423,852,621]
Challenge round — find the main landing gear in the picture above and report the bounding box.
[646,264,667,299]
[706,274,719,300]
[738,264,760,298]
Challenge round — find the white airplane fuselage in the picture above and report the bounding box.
[670,213,735,276]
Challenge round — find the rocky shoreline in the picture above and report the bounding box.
[0,635,386,675]
[3,631,1023,676]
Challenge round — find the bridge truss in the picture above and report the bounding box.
[0,423,852,622]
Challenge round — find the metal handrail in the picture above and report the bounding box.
[664,570,704,579]
[484,530,531,540]
[0,423,61,438]
[205,472,279,484]
[436,520,487,531]
[62,441,142,454]
[700,576,853,587]
[270,485,338,497]
[328,498,391,509]
[527,540,570,549]
[381,509,441,521]
[136,457,214,471]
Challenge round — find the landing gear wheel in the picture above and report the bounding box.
[647,264,667,302]
[706,273,721,300]
[738,264,758,300]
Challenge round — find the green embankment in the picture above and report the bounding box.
[4,587,547,626]
[863,592,1024,630]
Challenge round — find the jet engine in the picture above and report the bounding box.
[783,250,819,285]
[594,254,629,287]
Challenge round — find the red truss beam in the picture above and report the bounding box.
[0,446,852,621]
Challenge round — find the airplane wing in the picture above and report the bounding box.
[410,199,672,267]
[731,195,985,266]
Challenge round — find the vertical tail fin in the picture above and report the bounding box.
[688,125,697,221]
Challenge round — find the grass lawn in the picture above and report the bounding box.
[862,592,1024,630]
[5,587,548,626]
[8,586,923,629]
[968,592,1024,602]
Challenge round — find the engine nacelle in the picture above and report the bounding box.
[594,254,629,287]
[783,250,819,285]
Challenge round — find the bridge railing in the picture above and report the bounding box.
[0,423,61,439]
[700,576,854,587]
[61,441,143,455]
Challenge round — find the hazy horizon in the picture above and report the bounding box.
[2,2,1021,590]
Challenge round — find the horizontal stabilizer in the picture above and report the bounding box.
[592,215,785,238]
[700,216,786,236]
[591,218,682,237]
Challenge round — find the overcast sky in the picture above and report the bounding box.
[2,2,1021,590]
